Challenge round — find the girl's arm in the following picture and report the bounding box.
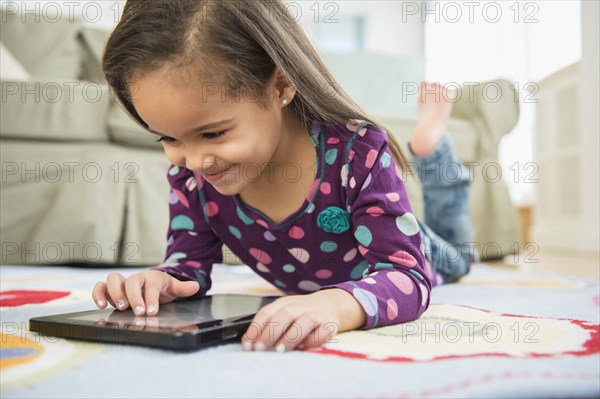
[151,164,224,299]
[241,126,431,352]
[319,126,432,330]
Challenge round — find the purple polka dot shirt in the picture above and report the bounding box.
[153,120,435,330]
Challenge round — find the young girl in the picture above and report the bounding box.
[93,0,476,352]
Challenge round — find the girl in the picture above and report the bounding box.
[93,0,476,352]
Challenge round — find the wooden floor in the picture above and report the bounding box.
[491,249,600,281]
[487,206,600,281]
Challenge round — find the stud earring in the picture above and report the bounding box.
[282,99,288,105]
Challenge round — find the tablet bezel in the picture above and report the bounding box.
[29,294,280,351]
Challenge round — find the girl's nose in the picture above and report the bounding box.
[185,152,217,173]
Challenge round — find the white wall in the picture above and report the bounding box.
[296,0,424,57]
[579,0,600,251]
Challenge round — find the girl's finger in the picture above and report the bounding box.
[143,271,169,316]
[124,273,146,316]
[241,302,282,350]
[92,281,108,309]
[274,314,318,352]
[253,304,305,351]
[93,281,116,308]
[299,321,340,350]
[106,272,128,310]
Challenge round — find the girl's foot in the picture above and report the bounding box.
[409,82,457,157]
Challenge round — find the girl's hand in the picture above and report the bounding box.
[92,270,200,316]
[241,288,363,352]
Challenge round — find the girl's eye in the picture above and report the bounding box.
[156,136,177,143]
[204,131,226,140]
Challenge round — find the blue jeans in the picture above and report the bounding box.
[409,134,478,284]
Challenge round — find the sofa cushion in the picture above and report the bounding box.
[0,79,112,141]
[375,113,479,163]
[78,26,110,84]
[0,42,30,80]
[0,140,128,264]
[0,10,84,80]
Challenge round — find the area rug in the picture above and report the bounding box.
[1,263,598,398]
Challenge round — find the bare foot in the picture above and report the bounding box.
[409,82,457,157]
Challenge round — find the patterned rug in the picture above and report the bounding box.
[1,263,599,398]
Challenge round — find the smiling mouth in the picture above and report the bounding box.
[203,164,234,176]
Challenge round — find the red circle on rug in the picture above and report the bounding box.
[0,290,71,307]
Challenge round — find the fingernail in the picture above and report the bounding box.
[254,342,266,351]
[134,306,145,316]
[276,343,286,353]
[147,305,157,315]
[242,341,252,351]
[117,299,126,309]
[96,300,104,307]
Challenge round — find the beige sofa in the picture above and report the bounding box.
[0,13,519,265]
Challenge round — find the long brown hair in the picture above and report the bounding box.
[102,0,409,170]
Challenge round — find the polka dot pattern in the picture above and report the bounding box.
[288,226,305,240]
[168,165,180,176]
[320,241,337,252]
[185,176,197,191]
[298,280,321,292]
[288,247,310,263]
[163,120,432,332]
[386,192,400,202]
[380,152,392,168]
[387,271,414,295]
[365,149,378,169]
[358,245,369,257]
[389,250,417,268]
[351,260,369,280]
[386,299,398,320]
[306,179,320,201]
[419,284,429,306]
[396,213,420,236]
[204,201,219,217]
[256,262,270,273]
[325,149,338,165]
[375,262,394,270]
[282,264,296,273]
[361,173,372,191]
[249,248,272,264]
[343,248,358,262]
[320,182,331,195]
[352,287,378,316]
[354,225,372,247]
[315,269,333,279]
[172,190,190,208]
[274,280,286,288]
[263,230,277,242]
[366,206,384,217]
[166,252,187,261]
[185,260,202,268]
[171,215,194,231]
[236,207,254,225]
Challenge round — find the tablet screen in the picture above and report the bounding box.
[60,294,279,333]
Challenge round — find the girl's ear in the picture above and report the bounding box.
[271,67,297,106]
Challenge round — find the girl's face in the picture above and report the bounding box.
[130,65,297,197]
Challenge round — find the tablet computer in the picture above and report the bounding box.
[29,294,280,351]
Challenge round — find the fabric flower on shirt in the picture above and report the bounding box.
[317,206,351,234]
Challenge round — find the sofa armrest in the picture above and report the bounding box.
[451,78,520,155]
